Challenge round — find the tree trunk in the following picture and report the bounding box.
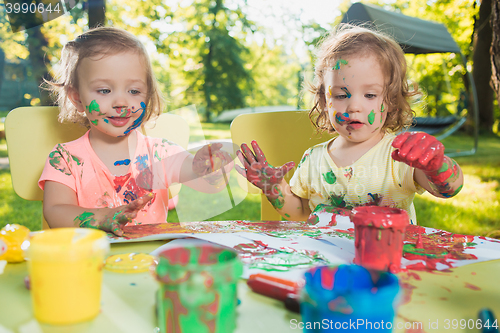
[88,0,106,28]
[491,0,500,122]
[26,27,53,106]
[473,0,494,133]
[0,48,5,100]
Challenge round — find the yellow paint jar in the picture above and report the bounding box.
[24,228,109,325]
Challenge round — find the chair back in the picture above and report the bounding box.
[230,110,332,220]
[5,106,190,229]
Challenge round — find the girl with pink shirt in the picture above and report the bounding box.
[40,27,231,236]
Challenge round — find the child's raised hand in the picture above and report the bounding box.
[192,143,233,176]
[192,143,233,186]
[391,132,444,173]
[76,193,154,236]
[236,140,295,198]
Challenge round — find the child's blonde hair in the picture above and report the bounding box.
[309,23,420,134]
[46,26,163,128]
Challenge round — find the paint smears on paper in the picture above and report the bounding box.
[235,241,329,271]
[402,225,478,271]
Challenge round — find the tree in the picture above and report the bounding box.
[88,0,106,28]
[491,0,500,131]
[26,26,53,105]
[473,0,494,132]
[158,0,253,121]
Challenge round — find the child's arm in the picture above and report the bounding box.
[236,141,312,220]
[179,143,234,193]
[392,132,463,198]
[43,181,153,236]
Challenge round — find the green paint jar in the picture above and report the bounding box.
[154,245,242,333]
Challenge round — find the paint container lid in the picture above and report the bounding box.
[302,265,400,316]
[154,244,242,286]
[23,228,109,262]
[350,206,409,230]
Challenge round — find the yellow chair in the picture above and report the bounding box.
[230,110,332,221]
[5,106,190,230]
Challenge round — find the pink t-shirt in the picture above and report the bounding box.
[39,130,190,224]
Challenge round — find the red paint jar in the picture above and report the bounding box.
[350,206,409,273]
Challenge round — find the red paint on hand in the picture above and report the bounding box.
[391,132,445,172]
[236,141,295,198]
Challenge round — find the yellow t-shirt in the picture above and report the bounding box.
[289,133,425,224]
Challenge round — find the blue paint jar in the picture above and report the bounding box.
[300,265,400,332]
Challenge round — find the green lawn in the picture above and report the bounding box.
[0,121,499,237]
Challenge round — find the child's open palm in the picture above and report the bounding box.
[236,141,295,198]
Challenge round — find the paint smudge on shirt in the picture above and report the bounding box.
[135,154,148,171]
[322,171,337,184]
[114,159,131,166]
[343,167,353,180]
[48,144,83,176]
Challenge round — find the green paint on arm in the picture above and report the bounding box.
[368,110,375,125]
[74,211,97,228]
[268,188,285,210]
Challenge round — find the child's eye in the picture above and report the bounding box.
[97,89,111,94]
[335,95,347,100]
[365,93,377,99]
[129,89,141,95]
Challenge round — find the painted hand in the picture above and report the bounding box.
[236,141,295,198]
[192,143,234,186]
[392,132,461,197]
[391,132,445,173]
[75,193,154,236]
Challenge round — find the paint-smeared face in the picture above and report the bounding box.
[325,55,388,143]
[72,51,148,138]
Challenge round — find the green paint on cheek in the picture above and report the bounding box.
[322,171,337,184]
[87,100,100,114]
[91,119,98,126]
[285,213,290,218]
[381,104,385,112]
[368,110,375,125]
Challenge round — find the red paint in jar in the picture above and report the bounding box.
[350,206,409,273]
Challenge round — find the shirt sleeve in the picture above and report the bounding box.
[151,139,191,186]
[392,157,426,195]
[38,144,77,192]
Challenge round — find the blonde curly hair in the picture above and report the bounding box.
[308,23,421,134]
[45,26,164,128]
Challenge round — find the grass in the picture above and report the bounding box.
[0,122,499,238]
